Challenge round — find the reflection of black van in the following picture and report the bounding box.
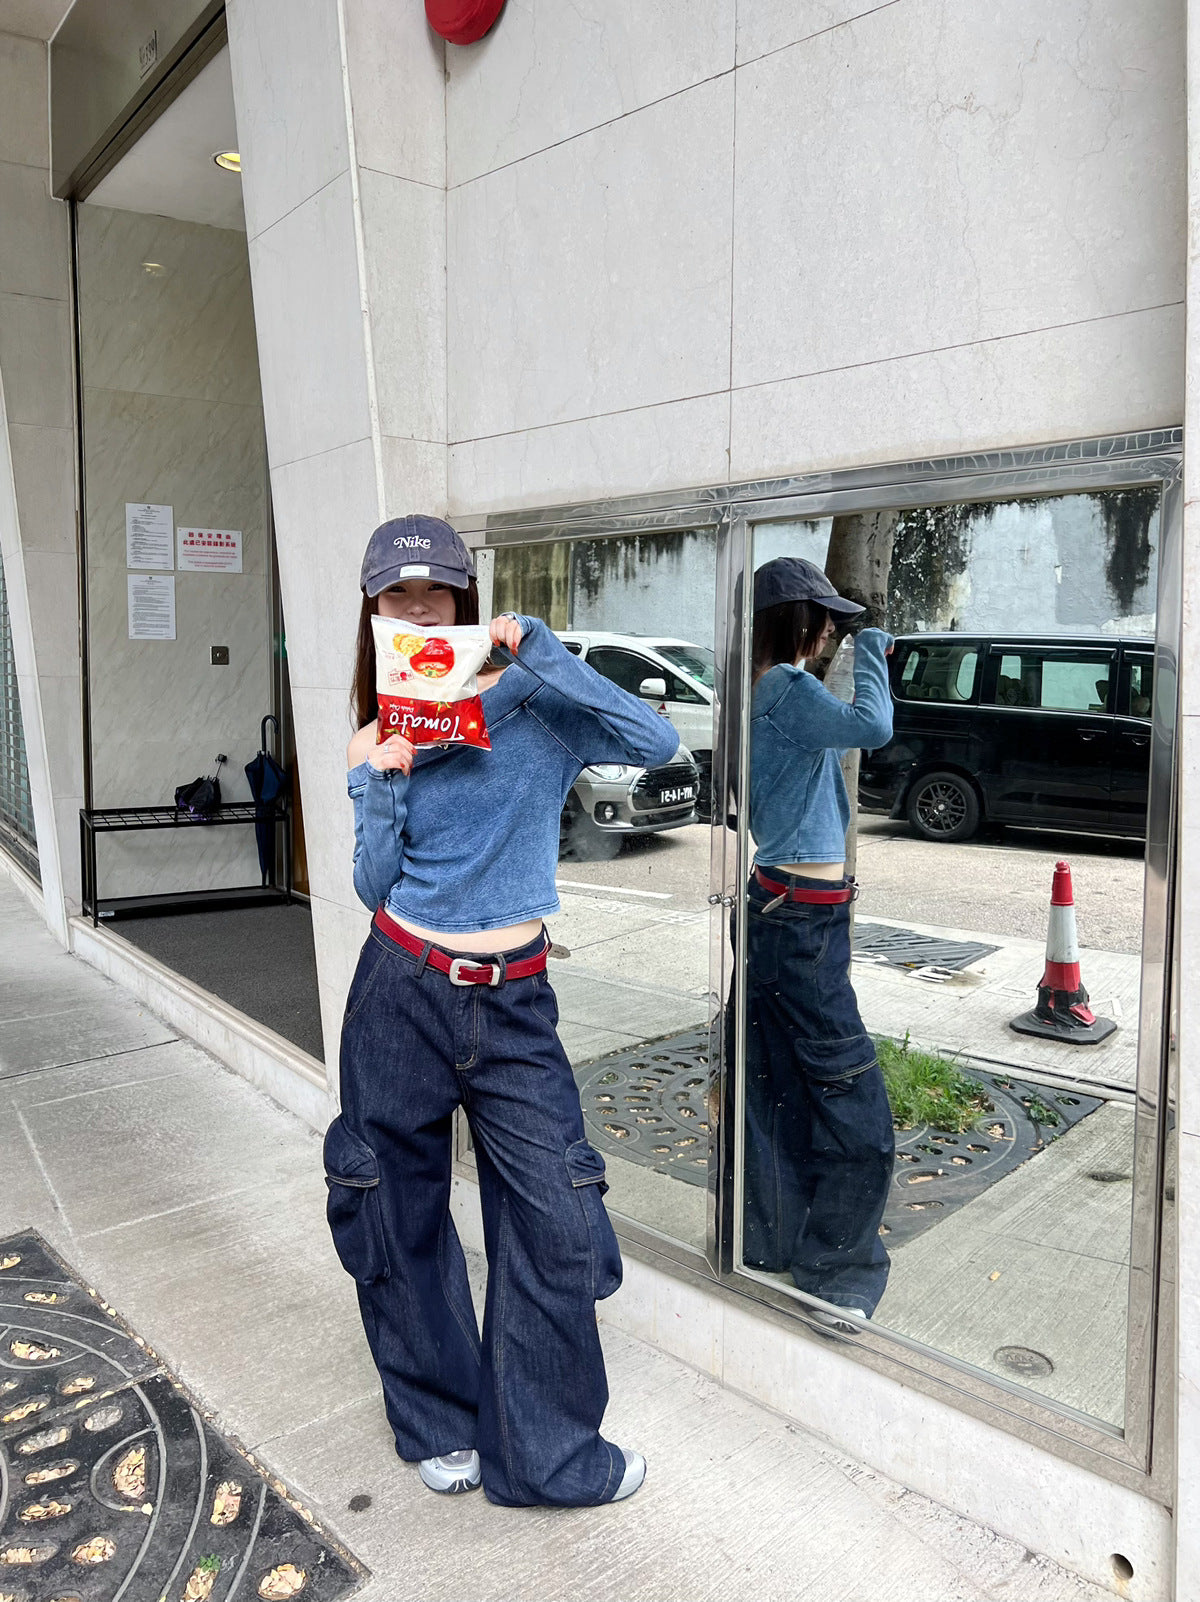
[858,634,1154,842]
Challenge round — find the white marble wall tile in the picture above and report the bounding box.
[448,392,730,515]
[359,169,446,445]
[268,436,380,694]
[735,0,894,66]
[1175,1130,1200,1595]
[380,435,448,519]
[7,422,74,555]
[446,0,734,186]
[311,891,373,1091]
[96,828,264,901]
[248,172,372,468]
[35,670,83,794]
[0,158,67,301]
[19,548,77,670]
[732,0,1184,392]
[226,0,350,242]
[729,305,1184,483]
[77,206,261,406]
[288,684,360,912]
[448,76,734,442]
[0,293,71,427]
[0,32,47,168]
[51,791,82,916]
[82,388,267,558]
[343,0,445,188]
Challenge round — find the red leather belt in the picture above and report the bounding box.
[754,867,857,905]
[373,907,549,986]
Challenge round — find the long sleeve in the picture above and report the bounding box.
[501,615,682,768]
[759,628,894,753]
[347,759,410,910]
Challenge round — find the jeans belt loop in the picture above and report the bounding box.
[415,939,433,977]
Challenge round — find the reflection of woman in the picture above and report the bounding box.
[742,557,896,1328]
[331,515,678,1506]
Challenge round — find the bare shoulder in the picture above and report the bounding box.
[347,720,378,768]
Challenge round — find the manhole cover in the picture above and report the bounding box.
[885,1076,1102,1246]
[853,922,997,971]
[576,1027,712,1186]
[0,1231,364,1602]
[994,1345,1055,1378]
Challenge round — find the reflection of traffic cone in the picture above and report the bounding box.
[1010,861,1117,1045]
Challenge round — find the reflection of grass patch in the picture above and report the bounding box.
[876,1033,993,1133]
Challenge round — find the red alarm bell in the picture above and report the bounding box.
[425,0,506,46]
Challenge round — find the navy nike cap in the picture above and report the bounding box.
[753,556,865,618]
[360,515,476,597]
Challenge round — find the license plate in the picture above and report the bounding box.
[660,786,695,804]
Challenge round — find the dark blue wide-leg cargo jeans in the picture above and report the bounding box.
[325,923,626,1507]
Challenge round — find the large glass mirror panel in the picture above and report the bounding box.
[734,485,1165,1433]
[487,533,717,1251]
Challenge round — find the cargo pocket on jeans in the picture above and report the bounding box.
[323,1116,390,1285]
[565,1139,623,1301]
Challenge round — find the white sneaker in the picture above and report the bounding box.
[418,1449,481,1494]
[610,1448,646,1502]
[806,1305,868,1336]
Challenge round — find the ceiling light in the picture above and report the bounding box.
[141,262,165,275]
[213,150,241,173]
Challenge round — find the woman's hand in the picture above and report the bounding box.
[368,733,415,775]
[490,614,524,657]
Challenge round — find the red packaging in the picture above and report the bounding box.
[371,618,492,750]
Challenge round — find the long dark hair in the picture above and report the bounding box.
[351,578,483,730]
[751,600,830,684]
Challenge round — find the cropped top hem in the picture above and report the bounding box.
[383,893,561,934]
[754,852,847,868]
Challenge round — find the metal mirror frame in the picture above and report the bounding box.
[458,428,1180,1496]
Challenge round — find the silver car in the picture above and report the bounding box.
[561,748,700,860]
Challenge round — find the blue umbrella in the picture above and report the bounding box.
[244,714,291,885]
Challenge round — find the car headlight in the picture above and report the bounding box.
[584,764,631,781]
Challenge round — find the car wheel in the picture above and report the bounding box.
[906,771,981,843]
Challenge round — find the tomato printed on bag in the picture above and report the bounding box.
[371,616,492,749]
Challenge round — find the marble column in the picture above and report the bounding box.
[0,30,82,943]
[227,0,447,1076]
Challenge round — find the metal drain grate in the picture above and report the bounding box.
[575,1027,712,1186]
[884,1076,1102,1246]
[853,921,997,971]
[0,1231,363,1602]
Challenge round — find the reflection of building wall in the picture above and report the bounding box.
[491,540,570,629]
[78,205,270,898]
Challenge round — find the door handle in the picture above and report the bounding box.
[1125,734,1150,746]
[1078,731,1102,742]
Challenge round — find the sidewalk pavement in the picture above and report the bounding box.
[0,874,1121,1602]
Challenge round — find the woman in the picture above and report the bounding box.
[329,514,679,1507]
[741,556,896,1330]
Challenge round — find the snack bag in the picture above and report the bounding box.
[371,616,492,749]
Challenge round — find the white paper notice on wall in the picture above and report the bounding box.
[177,527,243,573]
[125,503,173,570]
[128,574,176,640]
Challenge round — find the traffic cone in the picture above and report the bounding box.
[1010,861,1117,1045]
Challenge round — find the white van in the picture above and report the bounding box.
[556,632,716,818]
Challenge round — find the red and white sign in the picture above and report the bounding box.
[178,527,242,573]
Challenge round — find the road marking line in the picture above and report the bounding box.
[555,880,672,900]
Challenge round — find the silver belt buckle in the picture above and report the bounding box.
[448,956,501,987]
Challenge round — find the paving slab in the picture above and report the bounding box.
[881,1107,1136,1427]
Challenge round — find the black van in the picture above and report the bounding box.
[858,634,1154,843]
